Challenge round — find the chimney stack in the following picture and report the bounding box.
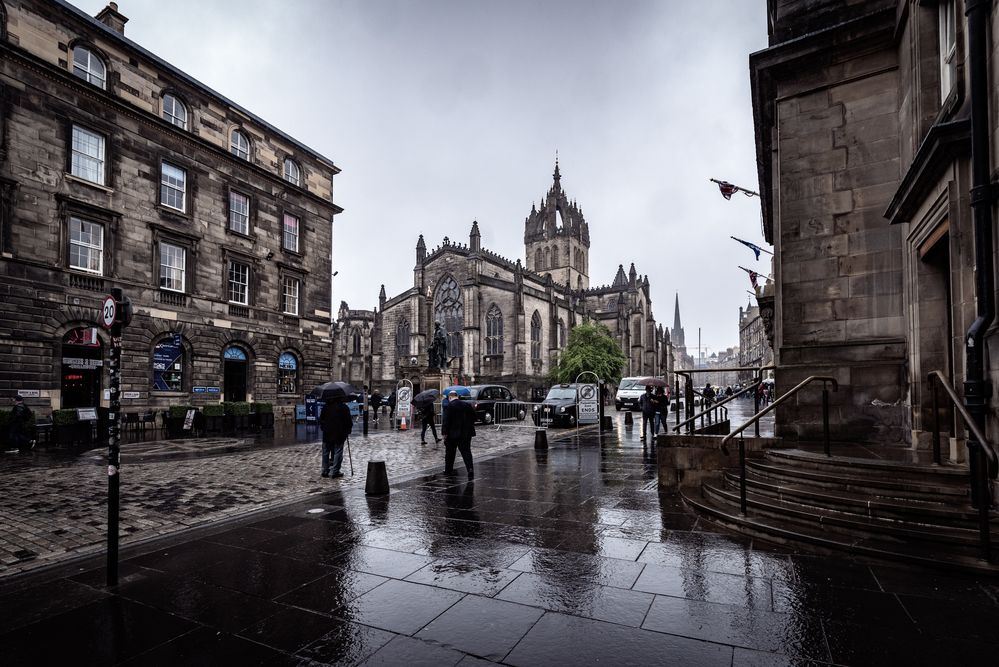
[96,3,128,35]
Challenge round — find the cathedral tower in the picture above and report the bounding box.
[524,160,591,290]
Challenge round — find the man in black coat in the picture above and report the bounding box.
[319,397,352,478]
[442,389,476,478]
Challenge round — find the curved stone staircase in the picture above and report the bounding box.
[682,447,999,574]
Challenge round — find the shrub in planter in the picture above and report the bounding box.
[224,401,251,430]
[202,403,224,432]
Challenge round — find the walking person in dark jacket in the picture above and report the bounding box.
[442,389,476,478]
[653,386,669,436]
[7,396,33,452]
[319,397,352,478]
[639,385,656,441]
[420,401,441,445]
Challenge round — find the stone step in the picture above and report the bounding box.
[704,480,990,550]
[724,471,992,528]
[746,460,969,503]
[765,448,970,482]
[683,488,999,575]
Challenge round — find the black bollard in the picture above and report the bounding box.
[534,429,548,450]
[365,460,390,495]
[601,415,613,431]
[624,411,633,427]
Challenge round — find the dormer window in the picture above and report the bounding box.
[230,129,250,161]
[939,0,957,103]
[162,94,187,130]
[72,45,106,89]
[283,158,301,186]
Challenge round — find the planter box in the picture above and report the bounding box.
[204,415,224,433]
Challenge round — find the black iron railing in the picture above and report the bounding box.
[720,376,839,515]
[927,370,997,562]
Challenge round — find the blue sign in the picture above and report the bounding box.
[207,387,221,393]
[193,387,207,393]
[153,336,183,391]
[305,396,318,422]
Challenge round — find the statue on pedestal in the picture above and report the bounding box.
[429,322,448,372]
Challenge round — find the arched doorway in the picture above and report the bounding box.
[223,345,248,402]
[62,326,103,408]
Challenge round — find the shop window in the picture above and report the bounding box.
[278,351,299,393]
[152,334,184,391]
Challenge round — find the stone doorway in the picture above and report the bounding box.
[916,233,955,444]
[61,327,103,409]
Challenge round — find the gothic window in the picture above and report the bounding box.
[434,274,463,357]
[531,311,542,361]
[352,329,361,355]
[543,247,550,269]
[396,319,410,359]
[551,246,558,267]
[535,248,542,270]
[558,318,566,348]
[486,304,503,355]
[565,246,571,264]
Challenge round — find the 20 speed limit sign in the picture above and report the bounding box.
[100,295,117,329]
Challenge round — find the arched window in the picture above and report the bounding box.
[558,319,566,348]
[72,45,106,89]
[551,246,558,267]
[543,247,550,269]
[396,319,410,359]
[278,351,299,393]
[530,311,542,361]
[565,246,571,264]
[162,93,187,129]
[352,329,361,355]
[535,248,542,270]
[284,158,301,186]
[434,274,463,357]
[486,304,503,355]
[230,129,250,160]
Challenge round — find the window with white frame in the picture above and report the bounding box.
[229,191,250,234]
[71,125,105,185]
[69,217,104,274]
[940,0,957,103]
[160,162,186,211]
[228,260,249,304]
[162,94,187,130]
[282,276,300,315]
[159,242,186,292]
[283,158,301,186]
[230,129,250,160]
[282,213,300,252]
[72,45,106,89]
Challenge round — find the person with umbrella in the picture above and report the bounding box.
[442,389,476,478]
[414,389,441,445]
[318,387,353,478]
[639,385,656,441]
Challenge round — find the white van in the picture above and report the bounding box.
[614,377,646,411]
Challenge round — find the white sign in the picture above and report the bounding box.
[183,409,196,431]
[101,295,117,329]
[397,386,412,418]
[17,389,40,398]
[122,391,141,399]
[578,383,599,424]
[63,357,103,369]
[77,408,98,421]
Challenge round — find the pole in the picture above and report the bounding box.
[106,287,124,587]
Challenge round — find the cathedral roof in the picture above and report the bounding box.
[612,264,628,287]
[523,161,590,246]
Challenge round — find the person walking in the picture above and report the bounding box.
[370,389,383,426]
[319,396,352,478]
[420,401,441,445]
[7,396,33,452]
[639,385,656,441]
[653,386,668,437]
[387,389,397,425]
[703,383,717,424]
[442,389,476,478]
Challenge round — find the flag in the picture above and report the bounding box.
[731,236,764,260]
[717,181,739,200]
[749,271,759,289]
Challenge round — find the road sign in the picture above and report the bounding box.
[100,295,116,329]
[578,383,599,424]
[397,386,412,418]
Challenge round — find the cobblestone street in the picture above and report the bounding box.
[0,420,553,575]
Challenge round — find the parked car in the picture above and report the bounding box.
[615,377,645,411]
[533,384,580,427]
[468,385,527,424]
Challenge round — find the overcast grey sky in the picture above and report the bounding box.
[78,0,769,357]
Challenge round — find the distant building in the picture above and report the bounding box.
[332,163,670,396]
[739,301,773,383]
[0,1,341,415]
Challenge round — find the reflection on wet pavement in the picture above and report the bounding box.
[1,419,998,665]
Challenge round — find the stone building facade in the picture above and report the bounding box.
[0,0,341,416]
[751,0,998,448]
[738,300,773,383]
[332,164,670,396]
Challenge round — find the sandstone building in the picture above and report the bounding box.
[0,0,341,415]
[751,0,996,450]
[332,163,671,396]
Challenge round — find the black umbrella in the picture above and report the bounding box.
[311,381,360,401]
[637,377,669,388]
[412,389,440,407]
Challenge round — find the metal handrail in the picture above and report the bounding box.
[721,376,838,516]
[927,370,996,563]
[673,378,760,433]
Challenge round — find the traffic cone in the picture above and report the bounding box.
[400,416,407,431]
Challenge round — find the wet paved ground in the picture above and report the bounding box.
[0,419,545,574]
[2,411,998,666]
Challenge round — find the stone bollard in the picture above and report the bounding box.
[624,411,633,427]
[365,460,390,496]
[534,429,548,450]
